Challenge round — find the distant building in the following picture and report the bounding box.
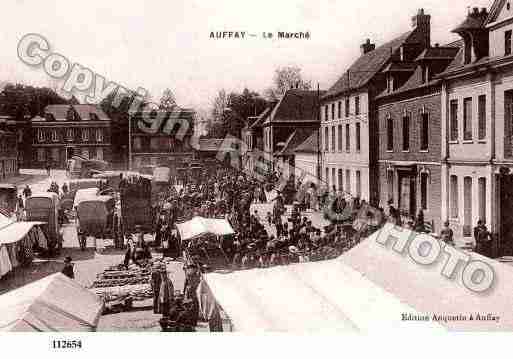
[0,127,18,179]
[129,108,196,170]
[292,130,320,184]
[30,104,112,168]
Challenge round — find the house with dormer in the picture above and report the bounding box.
[30,104,111,168]
[437,1,513,255]
[321,9,432,205]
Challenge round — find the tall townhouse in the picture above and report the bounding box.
[438,2,513,256]
[376,41,459,231]
[321,9,432,205]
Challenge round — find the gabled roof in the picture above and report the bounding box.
[293,131,319,154]
[267,89,323,124]
[323,31,412,99]
[415,46,460,61]
[440,39,489,74]
[486,0,505,25]
[276,128,316,156]
[40,104,111,122]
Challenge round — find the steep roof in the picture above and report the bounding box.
[276,128,316,156]
[440,39,489,74]
[44,104,72,121]
[41,104,111,122]
[293,131,319,154]
[268,89,323,123]
[415,46,460,61]
[323,31,412,99]
[452,9,488,32]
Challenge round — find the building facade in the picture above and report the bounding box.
[321,9,432,204]
[129,109,195,170]
[31,104,112,168]
[0,129,18,180]
[376,42,459,231]
[437,2,513,254]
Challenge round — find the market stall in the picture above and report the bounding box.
[0,221,48,278]
[176,216,234,241]
[0,273,104,331]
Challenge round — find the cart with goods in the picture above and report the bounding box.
[120,176,154,233]
[76,195,118,251]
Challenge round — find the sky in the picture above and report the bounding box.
[0,0,492,116]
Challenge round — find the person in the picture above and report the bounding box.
[61,256,75,279]
[61,182,68,194]
[23,185,32,199]
[474,219,492,257]
[440,221,454,246]
[151,264,163,314]
[16,195,24,220]
[46,161,51,176]
[414,210,425,233]
[158,269,174,317]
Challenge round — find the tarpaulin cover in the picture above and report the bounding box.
[0,221,46,245]
[0,273,104,332]
[176,216,234,241]
[205,223,513,332]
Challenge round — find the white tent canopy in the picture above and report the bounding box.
[0,273,104,332]
[204,223,513,332]
[176,216,234,241]
[0,221,46,245]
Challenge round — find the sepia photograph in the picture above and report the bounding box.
[2,0,513,351]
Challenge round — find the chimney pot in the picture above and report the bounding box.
[360,39,375,54]
[473,7,479,15]
[418,8,424,15]
[481,7,487,14]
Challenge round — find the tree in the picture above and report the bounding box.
[159,88,177,110]
[206,88,267,139]
[265,66,311,100]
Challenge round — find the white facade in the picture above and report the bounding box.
[321,90,370,200]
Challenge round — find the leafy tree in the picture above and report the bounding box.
[159,88,177,110]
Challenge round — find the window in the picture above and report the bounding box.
[325,168,330,186]
[338,169,343,191]
[133,137,142,150]
[356,122,361,151]
[51,130,58,142]
[387,116,393,151]
[450,175,458,218]
[478,177,486,223]
[387,170,394,203]
[356,170,361,197]
[331,103,335,120]
[96,129,103,142]
[402,114,410,151]
[96,147,103,160]
[355,96,360,115]
[82,129,89,142]
[332,168,336,190]
[66,128,74,141]
[324,106,328,121]
[478,95,486,140]
[345,169,351,193]
[463,177,472,236]
[337,125,343,151]
[420,112,429,150]
[338,101,342,118]
[37,148,45,162]
[324,127,329,151]
[506,30,512,56]
[150,157,158,166]
[150,138,159,150]
[345,98,350,117]
[450,100,458,141]
[420,173,428,210]
[345,124,350,152]
[463,97,472,140]
[331,126,335,152]
[37,129,45,143]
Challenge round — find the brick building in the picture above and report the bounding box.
[129,108,196,170]
[31,104,111,168]
[376,41,459,231]
[321,9,432,204]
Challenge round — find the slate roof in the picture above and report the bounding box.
[39,104,110,122]
[415,46,460,61]
[73,104,110,121]
[439,39,490,74]
[452,9,488,33]
[323,31,412,99]
[268,89,323,123]
[293,131,319,154]
[43,104,72,121]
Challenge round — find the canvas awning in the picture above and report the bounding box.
[0,273,104,332]
[204,223,513,331]
[0,221,46,245]
[176,216,234,241]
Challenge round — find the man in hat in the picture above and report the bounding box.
[61,256,75,279]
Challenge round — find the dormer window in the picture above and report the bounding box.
[90,113,99,121]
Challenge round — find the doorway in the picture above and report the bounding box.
[66,147,75,162]
[398,172,416,218]
[498,169,513,256]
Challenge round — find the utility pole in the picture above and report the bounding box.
[128,114,132,171]
[316,83,321,183]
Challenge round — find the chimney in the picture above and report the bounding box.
[360,39,375,54]
[412,8,431,48]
